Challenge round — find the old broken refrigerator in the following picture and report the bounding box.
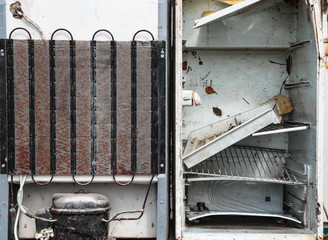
[175,0,326,239]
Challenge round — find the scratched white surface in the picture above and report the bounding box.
[6,0,159,41]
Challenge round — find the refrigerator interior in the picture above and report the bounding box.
[181,0,318,235]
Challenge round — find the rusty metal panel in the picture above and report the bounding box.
[116,42,132,175]
[75,41,92,175]
[136,42,152,175]
[55,41,71,175]
[6,39,166,176]
[13,40,30,175]
[96,41,112,175]
[34,40,51,175]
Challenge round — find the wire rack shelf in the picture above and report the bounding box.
[185,145,306,185]
[252,122,309,137]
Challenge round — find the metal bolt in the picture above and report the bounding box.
[160,49,165,58]
[160,163,164,168]
[160,200,163,204]
[0,49,4,57]
[1,164,5,168]
[4,157,7,162]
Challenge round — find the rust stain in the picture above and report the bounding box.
[198,57,203,65]
[14,40,30,175]
[213,107,222,117]
[204,79,216,94]
[116,42,132,175]
[205,80,216,94]
[205,86,216,94]
[10,1,23,19]
[34,40,50,175]
[95,41,111,175]
[182,61,187,70]
[136,42,152,175]
[55,41,71,175]
[228,123,235,131]
[75,39,92,175]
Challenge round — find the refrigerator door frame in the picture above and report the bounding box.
[174,0,326,239]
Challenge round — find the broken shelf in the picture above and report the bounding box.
[252,122,310,137]
[186,211,302,224]
[185,145,307,186]
[183,102,281,168]
[194,0,268,28]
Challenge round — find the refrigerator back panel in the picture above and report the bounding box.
[0,36,166,176]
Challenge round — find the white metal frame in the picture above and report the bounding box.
[175,0,184,239]
[312,0,326,237]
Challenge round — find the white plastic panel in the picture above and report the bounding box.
[5,0,159,41]
[183,0,297,50]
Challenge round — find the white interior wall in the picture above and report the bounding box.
[182,50,289,141]
[182,0,296,50]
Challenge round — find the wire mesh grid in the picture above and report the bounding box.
[185,145,306,185]
[254,122,309,133]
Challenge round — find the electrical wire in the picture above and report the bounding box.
[14,6,45,39]
[17,175,57,223]
[280,74,289,94]
[102,175,155,223]
[16,175,27,217]
[14,175,23,240]
[323,204,328,220]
